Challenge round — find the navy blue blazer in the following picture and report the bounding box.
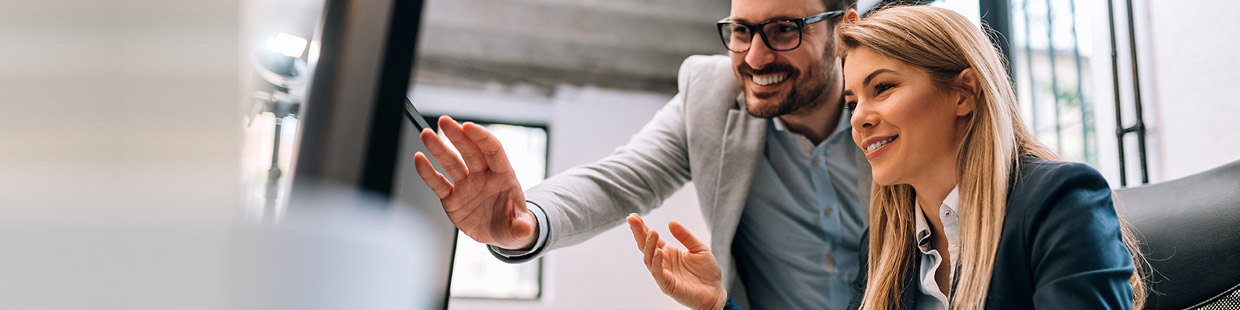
[721,157,1135,309]
[841,157,1136,309]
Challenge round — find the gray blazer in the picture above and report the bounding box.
[502,54,872,306]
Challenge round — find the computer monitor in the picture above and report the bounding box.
[259,0,457,308]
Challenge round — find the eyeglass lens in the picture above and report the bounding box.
[720,21,802,52]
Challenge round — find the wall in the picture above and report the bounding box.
[1141,0,1240,181]
[1090,0,1240,185]
[415,84,708,309]
[1091,0,1240,184]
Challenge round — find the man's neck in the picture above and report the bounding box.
[778,104,841,145]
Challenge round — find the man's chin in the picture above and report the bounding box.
[745,93,787,118]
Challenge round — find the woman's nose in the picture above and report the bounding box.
[850,102,878,129]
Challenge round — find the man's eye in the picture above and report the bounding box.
[775,25,799,33]
[732,25,750,33]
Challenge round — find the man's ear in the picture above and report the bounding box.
[954,68,979,117]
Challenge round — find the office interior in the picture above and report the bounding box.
[2,0,1237,309]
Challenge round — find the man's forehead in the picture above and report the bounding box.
[729,0,824,22]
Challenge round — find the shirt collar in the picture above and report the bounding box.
[769,112,852,137]
[942,186,960,216]
[769,110,853,158]
[914,186,960,252]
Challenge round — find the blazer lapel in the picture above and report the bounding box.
[710,99,766,301]
[901,245,921,308]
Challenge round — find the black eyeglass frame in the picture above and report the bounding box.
[716,10,845,53]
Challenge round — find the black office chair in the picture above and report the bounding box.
[1115,159,1240,310]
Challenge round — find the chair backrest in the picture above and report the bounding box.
[1115,159,1240,310]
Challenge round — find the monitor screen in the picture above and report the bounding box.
[243,0,456,308]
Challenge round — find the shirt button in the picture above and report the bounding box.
[812,157,820,166]
[824,207,834,216]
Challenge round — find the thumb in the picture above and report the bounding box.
[509,207,535,238]
[668,220,709,253]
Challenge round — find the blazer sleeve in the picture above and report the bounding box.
[1024,163,1135,309]
[493,57,704,263]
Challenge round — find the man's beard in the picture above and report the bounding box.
[738,58,831,118]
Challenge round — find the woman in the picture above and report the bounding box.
[626,5,1145,310]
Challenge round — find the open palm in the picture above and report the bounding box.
[627,214,727,310]
[413,116,537,250]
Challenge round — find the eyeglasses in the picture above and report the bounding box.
[716,10,845,53]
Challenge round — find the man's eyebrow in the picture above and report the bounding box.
[863,69,896,87]
[729,15,800,24]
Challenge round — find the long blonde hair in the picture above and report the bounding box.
[839,6,1146,310]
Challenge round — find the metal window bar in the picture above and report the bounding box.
[980,0,1014,82]
[1106,0,1151,186]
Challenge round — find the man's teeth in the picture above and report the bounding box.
[866,137,896,153]
[753,74,787,86]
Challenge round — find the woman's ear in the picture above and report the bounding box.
[844,9,860,24]
[954,68,979,117]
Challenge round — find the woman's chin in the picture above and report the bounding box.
[869,170,901,187]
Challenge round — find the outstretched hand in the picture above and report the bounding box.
[413,116,537,250]
[626,214,728,310]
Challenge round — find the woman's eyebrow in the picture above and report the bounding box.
[863,69,896,86]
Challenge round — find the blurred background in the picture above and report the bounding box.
[2,0,1237,308]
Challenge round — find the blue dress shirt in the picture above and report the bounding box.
[731,113,865,310]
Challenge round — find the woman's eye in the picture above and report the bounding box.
[844,101,857,111]
[874,83,894,95]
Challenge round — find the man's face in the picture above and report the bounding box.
[729,0,839,118]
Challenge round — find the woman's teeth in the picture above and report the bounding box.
[866,137,896,153]
[753,74,787,86]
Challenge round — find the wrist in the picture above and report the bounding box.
[703,286,727,310]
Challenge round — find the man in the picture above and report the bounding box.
[413,0,867,308]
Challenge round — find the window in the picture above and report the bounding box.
[1009,0,1099,166]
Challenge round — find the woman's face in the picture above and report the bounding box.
[844,47,974,186]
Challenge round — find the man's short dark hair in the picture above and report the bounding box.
[824,0,857,12]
